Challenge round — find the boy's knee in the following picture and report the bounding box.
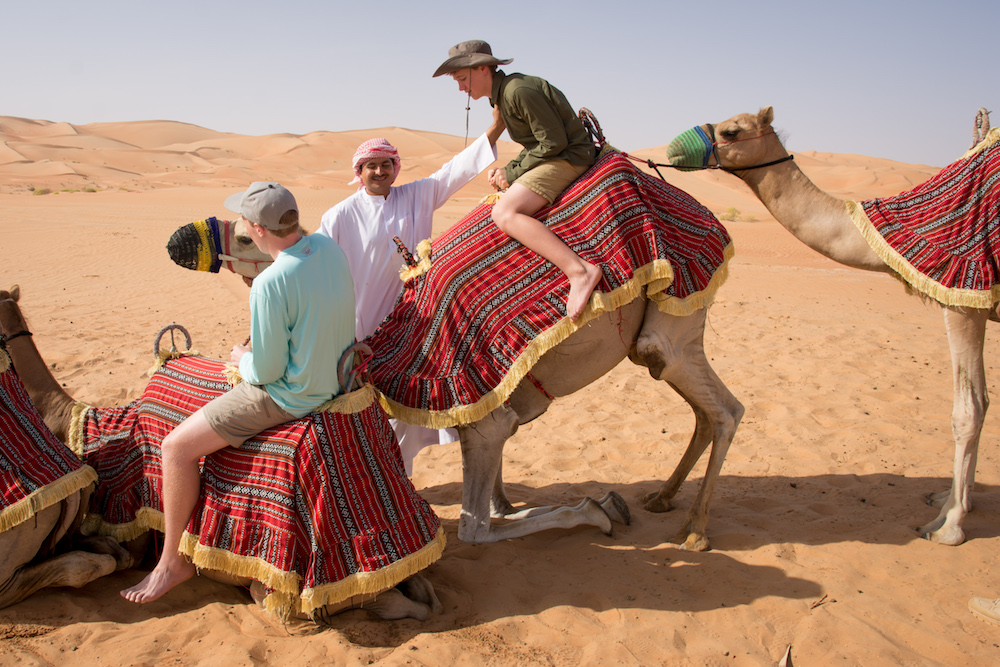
[491,204,513,232]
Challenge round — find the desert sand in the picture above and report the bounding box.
[1,116,998,665]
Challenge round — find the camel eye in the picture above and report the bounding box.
[235,232,254,247]
[719,128,740,141]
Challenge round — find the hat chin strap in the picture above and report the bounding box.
[464,68,472,147]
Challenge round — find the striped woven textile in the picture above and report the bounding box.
[846,128,1000,308]
[72,354,443,617]
[0,349,97,534]
[366,149,732,428]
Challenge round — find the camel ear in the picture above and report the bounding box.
[10,284,19,302]
[760,106,774,126]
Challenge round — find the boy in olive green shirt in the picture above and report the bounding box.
[434,40,600,321]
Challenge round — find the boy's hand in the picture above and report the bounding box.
[488,168,509,191]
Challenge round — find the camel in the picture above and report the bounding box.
[0,476,131,609]
[665,106,994,545]
[1,286,133,609]
[0,285,439,619]
[168,202,745,551]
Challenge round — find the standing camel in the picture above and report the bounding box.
[167,150,745,551]
[665,106,997,545]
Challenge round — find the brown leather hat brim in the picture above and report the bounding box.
[432,54,513,77]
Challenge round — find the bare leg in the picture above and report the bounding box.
[120,410,229,603]
[491,183,602,320]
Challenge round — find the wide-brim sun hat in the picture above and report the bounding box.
[432,40,512,77]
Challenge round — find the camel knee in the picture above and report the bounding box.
[632,335,677,380]
[713,401,744,448]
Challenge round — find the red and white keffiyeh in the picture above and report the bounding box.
[350,137,401,184]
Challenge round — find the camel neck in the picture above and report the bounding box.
[737,160,890,273]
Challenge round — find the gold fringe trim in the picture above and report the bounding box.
[0,348,10,373]
[846,200,1000,309]
[961,127,1000,160]
[316,383,376,415]
[82,506,164,543]
[377,251,731,429]
[298,526,447,617]
[172,526,445,620]
[399,239,434,282]
[223,362,242,386]
[147,349,201,377]
[478,192,502,206]
[651,242,734,316]
[0,465,97,534]
[67,401,93,458]
[180,532,303,600]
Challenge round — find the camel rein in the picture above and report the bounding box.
[0,297,32,347]
[625,126,794,181]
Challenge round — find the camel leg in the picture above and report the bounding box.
[489,458,516,518]
[0,503,118,609]
[497,491,631,525]
[253,575,440,624]
[639,403,714,513]
[919,306,989,545]
[631,307,744,551]
[73,535,136,571]
[457,405,612,542]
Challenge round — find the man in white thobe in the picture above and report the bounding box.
[319,112,505,474]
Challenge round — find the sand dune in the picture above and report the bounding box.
[0,117,997,665]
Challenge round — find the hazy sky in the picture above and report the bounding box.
[5,0,998,167]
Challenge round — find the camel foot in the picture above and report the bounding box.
[120,558,195,604]
[677,531,710,552]
[396,575,442,614]
[917,522,965,546]
[75,535,135,571]
[598,491,631,526]
[579,497,614,536]
[641,490,674,514]
[363,588,431,621]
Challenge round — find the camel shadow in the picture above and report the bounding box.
[334,539,821,648]
[5,471,995,649]
[418,471,1000,551]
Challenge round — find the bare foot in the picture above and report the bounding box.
[566,262,602,320]
[120,558,195,604]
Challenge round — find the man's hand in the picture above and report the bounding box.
[231,344,250,364]
[488,168,509,191]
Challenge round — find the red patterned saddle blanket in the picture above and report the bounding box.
[366,149,732,427]
[847,129,1000,308]
[0,349,96,534]
[70,354,443,617]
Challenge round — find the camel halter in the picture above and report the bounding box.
[627,124,794,181]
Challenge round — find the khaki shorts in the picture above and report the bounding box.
[514,159,591,204]
[201,380,297,447]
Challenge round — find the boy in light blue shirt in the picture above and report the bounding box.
[122,182,354,604]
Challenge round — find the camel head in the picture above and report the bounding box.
[0,285,26,340]
[166,216,271,280]
[665,106,787,173]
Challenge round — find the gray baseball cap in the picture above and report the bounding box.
[224,182,297,230]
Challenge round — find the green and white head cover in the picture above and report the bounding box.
[665,126,714,171]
